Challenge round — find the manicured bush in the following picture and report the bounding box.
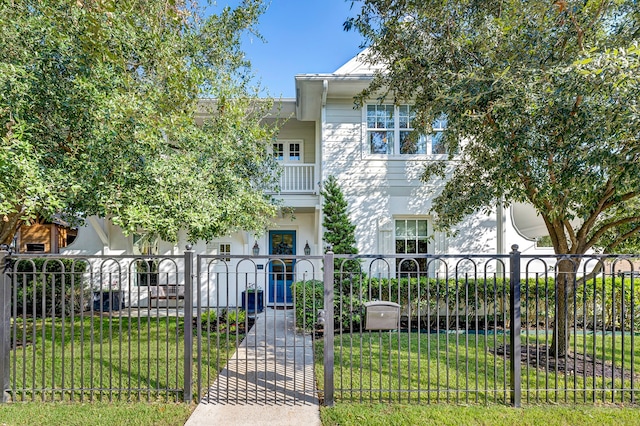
[226,309,246,325]
[292,280,324,330]
[292,275,640,332]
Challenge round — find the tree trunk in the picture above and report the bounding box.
[550,259,576,357]
[0,212,21,246]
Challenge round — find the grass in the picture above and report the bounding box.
[315,330,640,405]
[0,401,193,426]
[9,314,245,402]
[320,403,640,426]
[4,312,256,425]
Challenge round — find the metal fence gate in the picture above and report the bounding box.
[192,254,323,404]
[0,250,323,404]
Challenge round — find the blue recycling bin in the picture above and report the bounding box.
[241,290,264,314]
[92,290,123,311]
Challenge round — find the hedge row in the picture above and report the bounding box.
[293,276,640,332]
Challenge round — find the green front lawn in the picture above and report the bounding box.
[0,402,193,426]
[320,404,640,426]
[315,330,640,405]
[9,314,244,402]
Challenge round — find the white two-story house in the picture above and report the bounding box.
[61,51,550,307]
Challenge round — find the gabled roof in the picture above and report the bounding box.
[333,48,384,75]
[295,50,379,121]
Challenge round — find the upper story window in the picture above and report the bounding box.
[365,104,447,156]
[272,140,303,163]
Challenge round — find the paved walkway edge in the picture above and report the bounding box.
[184,309,322,426]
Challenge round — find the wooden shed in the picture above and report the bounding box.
[17,219,77,254]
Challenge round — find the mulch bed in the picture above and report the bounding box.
[494,344,638,380]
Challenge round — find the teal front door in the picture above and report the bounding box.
[269,230,295,304]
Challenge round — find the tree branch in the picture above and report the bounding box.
[585,216,640,251]
[607,225,640,252]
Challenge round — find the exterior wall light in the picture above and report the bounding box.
[252,241,260,256]
[304,241,311,256]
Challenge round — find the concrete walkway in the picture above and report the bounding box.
[184,309,321,426]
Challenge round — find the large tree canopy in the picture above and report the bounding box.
[346,0,640,256]
[0,0,280,245]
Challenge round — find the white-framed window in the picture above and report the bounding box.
[365,104,447,156]
[395,218,430,272]
[272,140,303,163]
[206,242,232,262]
[219,243,231,262]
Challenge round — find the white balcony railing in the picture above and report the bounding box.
[277,164,316,193]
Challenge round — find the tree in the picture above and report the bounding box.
[0,0,280,245]
[321,175,361,278]
[346,0,640,356]
[321,176,358,255]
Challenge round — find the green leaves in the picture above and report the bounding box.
[321,175,358,255]
[351,0,640,254]
[0,0,278,244]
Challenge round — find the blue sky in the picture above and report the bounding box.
[209,1,365,98]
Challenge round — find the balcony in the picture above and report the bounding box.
[273,164,316,194]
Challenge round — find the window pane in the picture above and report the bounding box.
[406,221,417,237]
[395,218,430,272]
[273,143,284,160]
[367,105,377,128]
[400,131,426,154]
[418,220,428,236]
[382,105,394,128]
[219,243,231,261]
[369,131,393,154]
[398,258,418,272]
[431,132,446,154]
[433,115,447,130]
[398,105,410,129]
[289,143,301,161]
[369,105,394,129]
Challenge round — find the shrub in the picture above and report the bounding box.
[11,258,89,318]
[198,309,218,332]
[226,309,246,325]
[292,280,324,330]
[293,275,640,332]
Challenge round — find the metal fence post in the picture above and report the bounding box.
[323,251,334,406]
[183,246,194,402]
[509,245,522,407]
[1,249,11,403]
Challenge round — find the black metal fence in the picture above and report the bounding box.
[0,253,193,403]
[1,248,639,407]
[317,248,640,407]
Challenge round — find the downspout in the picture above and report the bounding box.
[318,80,328,251]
